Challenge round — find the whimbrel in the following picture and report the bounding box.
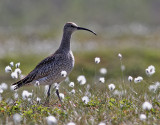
[13,22,96,102]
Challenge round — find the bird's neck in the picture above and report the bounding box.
[59,31,72,52]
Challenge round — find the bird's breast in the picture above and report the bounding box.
[69,51,75,67]
[64,51,74,73]
[55,51,74,74]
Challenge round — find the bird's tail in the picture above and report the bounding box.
[12,79,25,90]
[12,73,36,90]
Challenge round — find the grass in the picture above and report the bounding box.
[0,31,160,124]
[1,47,160,82]
[0,79,160,124]
[0,47,160,124]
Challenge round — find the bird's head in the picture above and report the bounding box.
[64,22,96,35]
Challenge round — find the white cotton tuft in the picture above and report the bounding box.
[11,71,18,79]
[69,82,74,87]
[128,76,133,82]
[145,65,155,76]
[139,114,147,121]
[61,70,67,77]
[22,90,32,100]
[13,113,22,124]
[10,85,16,91]
[99,68,107,74]
[15,62,20,68]
[34,81,40,87]
[0,88,3,94]
[67,122,76,125]
[59,93,65,100]
[10,62,14,67]
[99,77,105,83]
[15,68,22,75]
[108,84,115,91]
[5,66,12,73]
[77,75,86,85]
[46,116,57,125]
[0,83,8,90]
[98,122,106,125]
[70,89,75,94]
[142,101,152,110]
[37,97,41,103]
[134,76,143,83]
[118,53,122,59]
[82,96,89,104]
[95,57,100,64]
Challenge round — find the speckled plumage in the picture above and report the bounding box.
[13,22,96,93]
[13,50,74,89]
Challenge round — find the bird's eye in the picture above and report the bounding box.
[70,25,74,28]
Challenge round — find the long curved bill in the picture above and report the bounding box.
[77,27,96,35]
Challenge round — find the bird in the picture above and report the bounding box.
[12,22,96,102]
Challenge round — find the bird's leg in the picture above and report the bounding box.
[56,89,61,102]
[55,83,61,103]
[47,85,52,98]
[45,85,52,105]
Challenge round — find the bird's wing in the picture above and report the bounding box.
[13,52,63,89]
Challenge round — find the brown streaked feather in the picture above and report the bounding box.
[12,52,62,89]
[13,72,37,89]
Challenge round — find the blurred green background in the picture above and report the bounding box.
[0,0,160,84]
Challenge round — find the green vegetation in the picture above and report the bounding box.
[0,76,159,124]
[1,47,160,83]
[0,46,160,124]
